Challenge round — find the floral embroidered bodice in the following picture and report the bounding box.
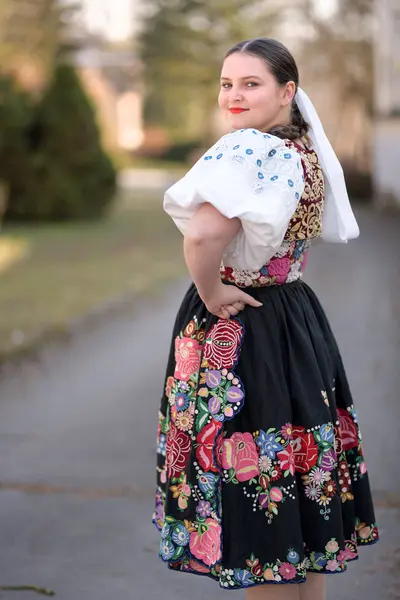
[220,141,325,288]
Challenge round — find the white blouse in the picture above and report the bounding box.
[164,129,305,271]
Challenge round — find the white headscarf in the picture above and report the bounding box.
[295,88,360,243]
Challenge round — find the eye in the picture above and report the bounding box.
[221,83,232,89]
[246,82,258,87]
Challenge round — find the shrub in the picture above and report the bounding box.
[5,64,117,221]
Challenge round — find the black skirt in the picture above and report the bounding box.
[153,280,379,590]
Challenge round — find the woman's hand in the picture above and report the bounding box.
[202,283,263,319]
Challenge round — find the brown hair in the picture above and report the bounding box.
[225,38,309,141]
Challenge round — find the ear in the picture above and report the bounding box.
[281,81,296,107]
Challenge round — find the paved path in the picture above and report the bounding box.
[0,207,399,599]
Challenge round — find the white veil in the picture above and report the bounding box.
[295,88,360,242]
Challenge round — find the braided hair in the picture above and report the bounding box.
[225,38,309,141]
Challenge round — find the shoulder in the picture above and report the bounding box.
[200,129,301,170]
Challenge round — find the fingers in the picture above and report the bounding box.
[232,301,245,311]
[217,306,231,320]
[240,293,263,308]
[220,301,246,318]
[225,304,239,316]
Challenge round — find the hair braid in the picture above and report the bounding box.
[268,101,309,141]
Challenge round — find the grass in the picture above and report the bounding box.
[0,190,186,362]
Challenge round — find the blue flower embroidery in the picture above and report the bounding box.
[157,433,166,456]
[233,144,240,150]
[216,153,223,160]
[319,424,335,444]
[255,431,283,459]
[160,539,175,560]
[284,153,292,159]
[234,570,252,586]
[246,149,254,155]
[312,553,328,569]
[161,524,171,539]
[294,240,306,259]
[295,192,300,200]
[287,550,300,564]
[204,156,212,160]
[268,149,277,157]
[198,472,218,495]
[270,175,279,182]
[175,393,189,411]
[288,179,294,187]
[258,172,264,180]
[171,524,190,547]
[257,159,262,167]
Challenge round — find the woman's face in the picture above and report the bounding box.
[218,52,295,132]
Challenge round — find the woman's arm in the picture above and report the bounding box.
[183,203,241,301]
[184,203,262,318]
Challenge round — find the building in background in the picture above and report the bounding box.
[373,0,400,207]
[73,34,144,151]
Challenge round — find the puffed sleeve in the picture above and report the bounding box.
[163,128,305,270]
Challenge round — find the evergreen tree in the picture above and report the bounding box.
[6,64,116,221]
[0,75,33,185]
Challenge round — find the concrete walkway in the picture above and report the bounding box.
[0,207,399,599]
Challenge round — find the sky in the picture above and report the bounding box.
[80,0,338,42]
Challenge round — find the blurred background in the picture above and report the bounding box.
[0,0,399,359]
[0,1,399,599]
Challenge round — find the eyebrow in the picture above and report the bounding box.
[220,75,263,81]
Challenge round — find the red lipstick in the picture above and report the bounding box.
[229,108,249,114]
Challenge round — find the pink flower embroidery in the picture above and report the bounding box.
[337,408,359,450]
[166,423,191,478]
[221,432,260,482]
[279,562,297,580]
[189,518,222,566]
[267,257,291,284]
[326,559,339,572]
[174,337,202,381]
[203,320,243,370]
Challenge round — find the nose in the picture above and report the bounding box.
[229,87,244,103]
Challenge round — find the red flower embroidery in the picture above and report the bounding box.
[337,408,359,450]
[291,425,318,474]
[279,562,297,580]
[203,320,243,369]
[174,337,202,381]
[165,376,175,399]
[277,446,295,476]
[166,423,191,477]
[196,420,222,472]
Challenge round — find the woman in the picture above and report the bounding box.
[153,38,378,599]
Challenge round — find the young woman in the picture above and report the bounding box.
[153,38,379,599]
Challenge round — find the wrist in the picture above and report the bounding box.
[197,280,224,304]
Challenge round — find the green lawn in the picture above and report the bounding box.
[0,190,186,361]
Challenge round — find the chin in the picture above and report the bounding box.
[228,115,250,131]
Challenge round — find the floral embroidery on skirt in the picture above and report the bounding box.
[153,280,379,590]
